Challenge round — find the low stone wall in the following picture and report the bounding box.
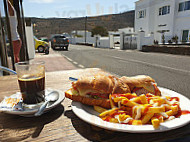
[142,45,190,55]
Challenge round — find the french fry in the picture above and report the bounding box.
[99,108,118,117]
[132,120,142,125]
[119,114,131,122]
[130,97,141,103]
[165,110,173,117]
[125,93,137,99]
[121,99,139,107]
[98,91,181,129]
[165,105,179,116]
[151,117,160,129]
[94,106,107,113]
[171,105,179,115]
[139,94,148,104]
[147,106,165,114]
[162,104,171,111]
[109,118,119,123]
[152,98,165,106]
[120,106,132,112]
[141,113,154,124]
[154,114,164,122]
[113,97,126,103]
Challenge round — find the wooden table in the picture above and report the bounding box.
[0,68,190,142]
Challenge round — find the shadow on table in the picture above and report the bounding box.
[64,110,190,142]
[0,104,64,142]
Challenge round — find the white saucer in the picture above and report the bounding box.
[0,89,65,117]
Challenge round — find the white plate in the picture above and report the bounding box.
[71,87,190,133]
[0,89,65,117]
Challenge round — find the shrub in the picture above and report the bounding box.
[91,26,108,37]
[153,40,158,45]
[172,35,178,44]
[168,39,173,44]
[162,34,165,44]
[75,34,83,37]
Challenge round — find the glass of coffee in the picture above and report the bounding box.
[15,61,45,104]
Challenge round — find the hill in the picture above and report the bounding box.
[31,10,135,38]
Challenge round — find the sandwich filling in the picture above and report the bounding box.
[72,87,109,99]
[132,83,160,96]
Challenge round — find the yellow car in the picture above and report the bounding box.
[34,36,49,54]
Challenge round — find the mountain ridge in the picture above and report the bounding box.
[31,10,135,38]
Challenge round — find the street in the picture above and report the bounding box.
[56,44,190,99]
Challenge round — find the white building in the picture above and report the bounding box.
[118,27,135,34]
[71,30,92,38]
[135,0,190,43]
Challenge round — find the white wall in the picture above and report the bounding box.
[174,0,190,41]
[154,0,176,42]
[119,27,134,33]
[71,37,96,45]
[135,0,190,43]
[137,31,154,50]
[25,25,35,59]
[97,37,110,48]
[135,0,150,35]
[71,30,92,37]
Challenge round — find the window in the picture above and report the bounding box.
[137,10,146,18]
[184,1,190,10]
[178,2,184,11]
[179,1,190,11]
[159,6,170,15]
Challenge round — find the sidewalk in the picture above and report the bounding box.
[33,49,77,72]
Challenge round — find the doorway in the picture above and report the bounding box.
[182,30,189,42]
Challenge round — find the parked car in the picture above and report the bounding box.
[39,37,49,42]
[51,34,69,50]
[34,36,49,54]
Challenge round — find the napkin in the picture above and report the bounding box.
[0,92,24,111]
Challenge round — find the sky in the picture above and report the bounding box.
[21,0,137,18]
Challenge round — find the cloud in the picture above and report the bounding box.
[28,0,55,3]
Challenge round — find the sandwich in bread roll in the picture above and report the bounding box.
[65,74,131,108]
[120,75,161,96]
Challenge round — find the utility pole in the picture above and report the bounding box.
[84,16,87,44]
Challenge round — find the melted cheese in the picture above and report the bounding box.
[167,116,175,121]
[77,88,102,97]
[118,101,121,108]
[115,115,133,124]
[132,106,137,116]
[136,83,155,93]
[70,88,79,95]
[160,112,168,118]
[135,107,142,120]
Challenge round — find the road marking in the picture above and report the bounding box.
[78,64,85,68]
[73,61,78,65]
[106,55,190,74]
[66,57,73,62]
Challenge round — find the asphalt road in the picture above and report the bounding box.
[56,44,190,99]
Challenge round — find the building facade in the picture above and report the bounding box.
[135,0,190,43]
